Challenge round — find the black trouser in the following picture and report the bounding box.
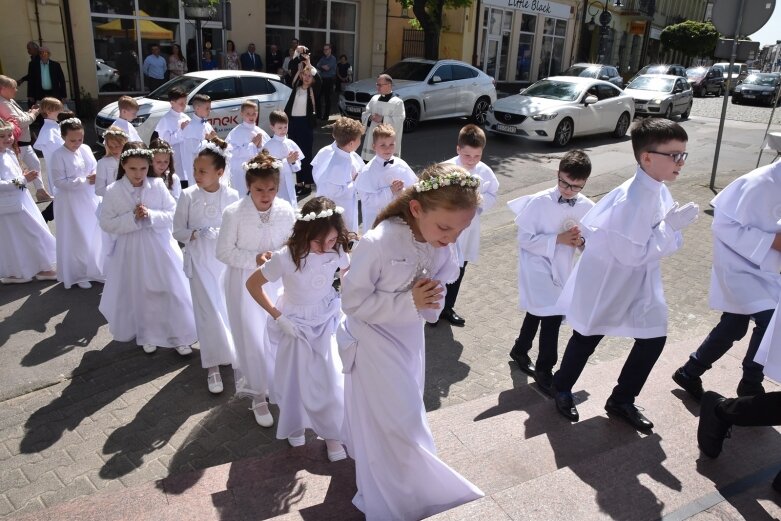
[288,116,314,185]
[145,76,164,92]
[41,202,54,222]
[717,391,781,426]
[511,313,564,373]
[319,77,335,118]
[443,263,467,311]
[180,180,189,190]
[552,331,666,404]
[683,310,774,384]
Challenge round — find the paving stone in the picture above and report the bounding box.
[5,470,63,510]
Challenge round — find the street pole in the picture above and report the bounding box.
[709,0,745,191]
[756,85,781,167]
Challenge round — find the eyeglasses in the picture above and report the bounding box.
[558,176,585,192]
[648,150,688,163]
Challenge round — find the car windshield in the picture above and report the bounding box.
[742,74,777,86]
[642,65,669,75]
[717,64,743,74]
[686,67,708,79]
[627,76,674,92]
[147,75,206,100]
[523,80,583,101]
[562,66,599,78]
[383,61,435,82]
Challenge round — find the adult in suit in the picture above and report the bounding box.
[239,43,263,72]
[26,46,67,103]
[18,41,40,107]
[266,44,284,75]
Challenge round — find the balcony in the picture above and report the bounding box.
[616,0,656,16]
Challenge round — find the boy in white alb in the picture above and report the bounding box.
[110,96,143,143]
[355,123,416,234]
[32,97,65,198]
[311,116,364,233]
[673,160,781,399]
[263,110,303,207]
[154,87,191,189]
[225,100,270,190]
[507,150,595,394]
[440,124,499,326]
[551,118,699,431]
[181,94,217,188]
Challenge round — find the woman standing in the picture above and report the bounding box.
[167,44,187,79]
[223,40,239,71]
[284,64,317,197]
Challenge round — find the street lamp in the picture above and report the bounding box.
[586,1,623,62]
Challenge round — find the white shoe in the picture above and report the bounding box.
[250,399,274,427]
[174,345,192,356]
[77,281,92,289]
[288,434,306,447]
[1,277,33,284]
[327,447,347,462]
[207,372,223,394]
[141,344,157,354]
[34,273,57,281]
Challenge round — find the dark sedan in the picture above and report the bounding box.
[732,73,781,106]
[686,66,724,97]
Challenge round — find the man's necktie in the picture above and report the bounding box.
[558,195,576,207]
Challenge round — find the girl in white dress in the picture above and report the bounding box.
[149,138,182,200]
[49,118,103,289]
[246,196,350,461]
[173,141,240,393]
[98,142,197,356]
[0,119,56,283]
[94,127,128,197]
[216,150,295,427]
[339,164,485,520]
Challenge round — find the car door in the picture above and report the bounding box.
[595,83,624,131]
[240,76,286,127]
[671,78,687,113]
[423,64,456,118]
[577,84,602,135]
[451,64,480,116]
[194,76,241,137]
[676,79,693,112]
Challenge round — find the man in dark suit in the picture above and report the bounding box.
[26,46,67,102]
[266,44,284,74]
[239,43,263,72]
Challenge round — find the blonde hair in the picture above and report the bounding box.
[103,125,129,148]
[373,163,480,229]
[240,99,258,112]
[0,118,13,133]
[0,75,16,89]
[118,95,139,111]
[332,116,364,147]
[372,123,396,141]
[39,97,63,116]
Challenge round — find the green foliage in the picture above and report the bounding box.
[660,20,720,58]
[397,0,473,59]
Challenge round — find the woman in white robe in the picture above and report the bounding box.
[49,120,103,289]
[338,164,484,520]
[216,151,295,426]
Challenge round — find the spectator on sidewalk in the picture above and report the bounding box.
[18,41,40,107]
[26,46,66,103]
[143,44,167,92]
[315,43,337,120]
[240,43,263,72]
[223,40,239,71]
[266,44,284,75]
[167,43,188,79]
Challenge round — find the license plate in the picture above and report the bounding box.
[346,105,362,114]
[497,124,517,133]
[744,94,755,99]
[635,103,644,109]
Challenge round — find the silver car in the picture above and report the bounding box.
[624,74,693,120]
[338,58,497,132]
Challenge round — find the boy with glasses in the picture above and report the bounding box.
[507,150,594,394]
[551,118,699,431]
[360,74,405,161]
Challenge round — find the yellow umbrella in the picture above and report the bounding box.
[95,11,174,40]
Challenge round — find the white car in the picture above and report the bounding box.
[339,58,497,132]
[624,74,693,119]
[95,70,291,143]
[96,59,120,91]
[485,76,634,147]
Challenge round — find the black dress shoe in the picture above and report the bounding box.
[672,367,704,400]
[440,308,465,326]
[296,185,312,198]
[552,385,579,421]
[697,390,731,458]
[736,379,765,397]
[509,350,535,376]
[534,369,553,396]
[605,398,654,431]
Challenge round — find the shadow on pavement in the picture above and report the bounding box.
[424,323,472,411]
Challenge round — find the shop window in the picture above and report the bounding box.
[539,17,567,79]
[300,0,328,29]
[90,0,134,16]
[267,0,295,27]
[138,0,178,19]
[331,2,356,32]
[515,15,536,82]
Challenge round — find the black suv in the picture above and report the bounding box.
[686,65,725,97]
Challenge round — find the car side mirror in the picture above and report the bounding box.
[429,75,442,84]
[584,94,598,105]
[673,87,683,93]
[599,75,609,80]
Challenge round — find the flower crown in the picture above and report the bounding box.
[59,117,82,126]
[104,128,129,139]
[413,172,481,192]
[242,159,283,172]
[120,148,154,161]
[151,147,173,156]
[296,206,344,222]
[200,141,226,157]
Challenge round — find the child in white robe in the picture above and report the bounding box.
[32,97,65,198]
[154,87,191,189]
[247,196,350,460]
[173,141,239,393]
[216,150,295,427]
[311,116,364,233]
[95,127,128,197]
[49,118,104,289]
[181,94,216,189]
[149,138,182,200]
[507,150,595,394]
[225,99,270,190]
[263,110,302,207]
[355,123,417,234]
[98,142,197,355]
[338,164,484,519]
[551,118,699,431]
[110,96,143,143]
[0,119,56,283]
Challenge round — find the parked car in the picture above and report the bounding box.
[629,63,687,84]
[95,71,291,143]
[624,74,693,120]
[561,63,624,88]
[732,73,781,106]
[485,76,634,147]
[714,62,748,93]
[96,59,121,91]
[338,58,497,133]
[685,65,724,97]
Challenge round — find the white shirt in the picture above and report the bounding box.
[180,117,215,183]
[311,142,363,232]
[33,119,65,196]
[110,118,143,143]
[225,122,270,189]
[95,155,119,197]
[291,88,309,117]
[355,155,417,234]
[155,109,191,180]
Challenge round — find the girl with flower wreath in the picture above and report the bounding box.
[338,163,484,519]
[148,138,182,200]
[98,142,197,356]
[216,149,295,427]
[0,118,56,284]
[246,196,350,460]
[95,127,129,197]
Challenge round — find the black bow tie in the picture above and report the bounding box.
[558,195,576,207]
[201,118,207,124]
[383,159,394,167]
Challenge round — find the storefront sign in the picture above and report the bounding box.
[649,27,662,40]
[629,20,646,35]
[483,0,571,19]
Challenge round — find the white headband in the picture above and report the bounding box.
[296,206,344,222]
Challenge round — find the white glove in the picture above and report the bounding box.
[664,202,699,231]
[275,315,298,337]
[198,227,219,240]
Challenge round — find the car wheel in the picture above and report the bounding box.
[403,101,420,133]
[732,97,739,105]
[552,118,573,147]
[663,105,673,119]
[694,87,703,98]
[471,96,491,125]
[680,103,691,120]
[612,112,630,138]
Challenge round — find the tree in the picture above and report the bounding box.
[399,0,473,60]
[660,20,720,58]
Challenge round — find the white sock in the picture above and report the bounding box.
[325,439,343,453]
